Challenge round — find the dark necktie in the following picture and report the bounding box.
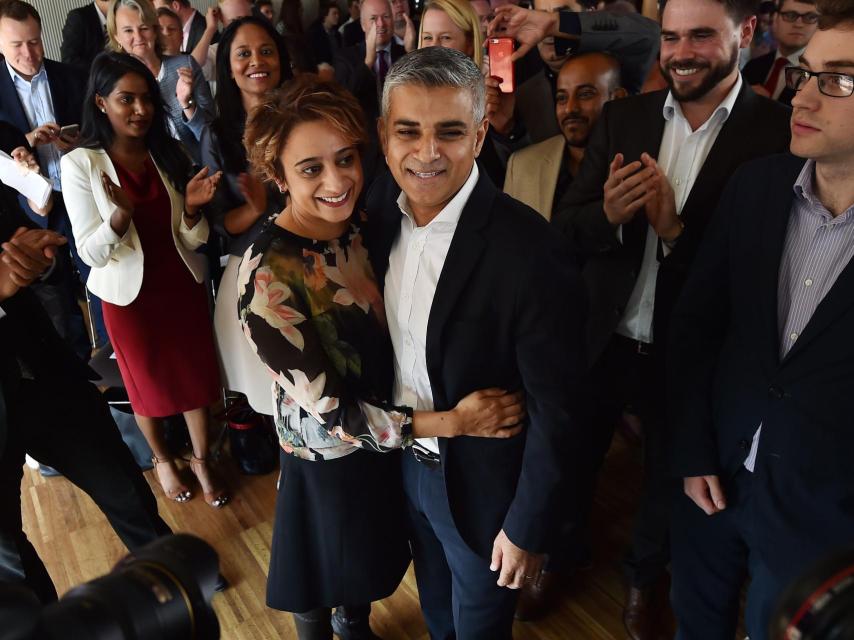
[764,56,790,97]
[377,49,389,86]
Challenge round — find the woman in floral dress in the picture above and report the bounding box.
[237,78,526,638]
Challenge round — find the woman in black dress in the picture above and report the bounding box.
[237,78,526,639]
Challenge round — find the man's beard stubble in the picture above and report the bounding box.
[661,43,739,102]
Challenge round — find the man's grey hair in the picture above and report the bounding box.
[381,47,486,123]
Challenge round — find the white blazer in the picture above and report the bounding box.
[61,147,209,306]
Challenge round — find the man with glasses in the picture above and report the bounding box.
[744,0,818,105]
[668,1,854,638]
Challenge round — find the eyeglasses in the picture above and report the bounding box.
[785,66,854,97]
[778,10,820,24]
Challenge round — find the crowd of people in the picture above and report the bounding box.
[0,0,852,639]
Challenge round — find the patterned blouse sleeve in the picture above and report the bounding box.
[236,242,413,452]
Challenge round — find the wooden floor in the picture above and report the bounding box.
[21,429,648,639]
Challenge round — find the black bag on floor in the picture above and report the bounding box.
[227,400,278,475]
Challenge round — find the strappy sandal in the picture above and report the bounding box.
[188,455,229,508]
[151,455,192,503]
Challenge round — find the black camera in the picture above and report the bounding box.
[0,534,220,640]
[772,545,854,640]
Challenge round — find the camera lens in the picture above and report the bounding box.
[38,534,220,640]
[772,546,854,640]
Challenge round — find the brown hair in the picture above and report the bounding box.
[0,0,41,26]
[816,0,854,29]
[244,77,367,185]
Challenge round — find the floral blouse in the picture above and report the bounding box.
[237,216,414,461]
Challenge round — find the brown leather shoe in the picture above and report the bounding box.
[623,575,674,640]
[514,569,560,622]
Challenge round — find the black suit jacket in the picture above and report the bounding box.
[60,3,105,72]
[307,20,342,66]
[668,153,854,584]
[366,168,589,557]
[554,83,792,363]
[342,20,365,48]
[333,41,405,125]
[0,58,86,233]
[185,10,215,54]
[743,51,796,107]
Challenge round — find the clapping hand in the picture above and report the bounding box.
[0,226,67,299]
[237,172,267,217]
[364,21,378,68]
[402,13,417,52]
[602,153,657,226]
[639,153,681,242]
[101,171,135,216]
[185,166,223,213]
[176,67,195,111]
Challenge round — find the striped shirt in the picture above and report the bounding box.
[744,159,854,471]
[5,61,62,192]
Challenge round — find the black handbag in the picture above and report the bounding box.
[226,399,278,475]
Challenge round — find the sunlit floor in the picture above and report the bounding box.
[21,428,662,639]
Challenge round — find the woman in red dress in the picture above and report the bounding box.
[62,51,228,508]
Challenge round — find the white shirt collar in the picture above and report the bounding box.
[396,162,480,228]
[94,2,108,29]
[662,72,743,130]
[183,11,195,36]
[5,59,46,86]
[777,46,805,65]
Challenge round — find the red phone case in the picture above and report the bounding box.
[488,38,515,93]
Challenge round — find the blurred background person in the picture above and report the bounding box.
[151,0,209,54]
[307,2,343,67]
[61,52,228,509]
[61,0,111,72]
[201,15,293,419]
[253,0,275,22]
[341,0,365,46]
[156,5,184,56]
[743,0,818,105]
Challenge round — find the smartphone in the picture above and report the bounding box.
[59,124,80,140]
[487,38,515,93]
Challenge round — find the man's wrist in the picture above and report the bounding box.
[661,219,684,245]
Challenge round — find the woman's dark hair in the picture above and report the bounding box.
[212,16,293,175]
[81,51,192,192]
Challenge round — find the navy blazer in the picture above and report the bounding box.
[668,153,854,585]
[367,168,589,557]
[0,58,86,233]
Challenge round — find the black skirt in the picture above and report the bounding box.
[266,448,412,613]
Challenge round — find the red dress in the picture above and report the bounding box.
[101,157,221,417]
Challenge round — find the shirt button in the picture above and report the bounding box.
[790,332,798,341]
[804,278,813,287]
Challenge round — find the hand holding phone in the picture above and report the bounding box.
[59,124,80,142]
[487,38,515,93]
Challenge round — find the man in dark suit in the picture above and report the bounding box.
[668,6,854,638]
[307,2,342,67]
[368,47,588,640]
[743,0,818,106]
[0,122,173,604]
[0,0,103,356]
[334,0,405,125]
[341,0,365,47]
[549,0,792,636]
[59,0,109,72]
[153,0,212,52]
